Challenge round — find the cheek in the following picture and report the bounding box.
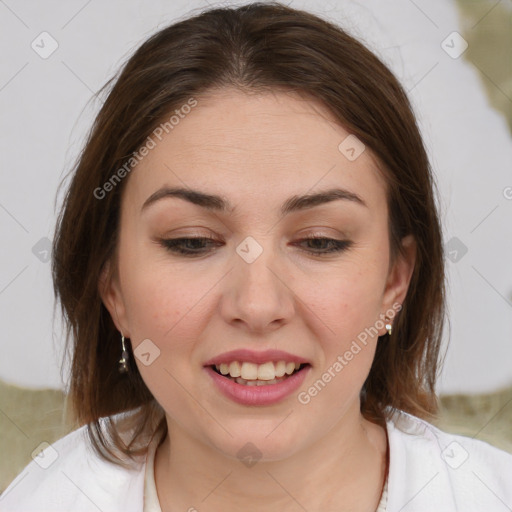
[295,272,383,415]
[301,261,386,339]
[123,267,204,343]
[122,268,207,406]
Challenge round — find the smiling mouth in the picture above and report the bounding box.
[210,363,311,386]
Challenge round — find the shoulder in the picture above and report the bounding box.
[0,419,146,512]
[385,407,512,511]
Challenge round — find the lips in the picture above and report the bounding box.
[204,363,311,405]
[203,348,312,405]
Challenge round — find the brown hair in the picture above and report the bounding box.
[52,1,447,466]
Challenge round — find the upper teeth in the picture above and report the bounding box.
[215,361,301,380]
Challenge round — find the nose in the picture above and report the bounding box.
[220,239,295,335]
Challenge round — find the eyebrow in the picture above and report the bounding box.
[141,186,368,217]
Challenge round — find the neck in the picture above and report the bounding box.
[154,407,388,512]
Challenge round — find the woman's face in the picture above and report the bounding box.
[100,88,415,461]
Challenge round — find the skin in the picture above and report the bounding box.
[99,88,416,511]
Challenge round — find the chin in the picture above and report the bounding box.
[205,423,306,464]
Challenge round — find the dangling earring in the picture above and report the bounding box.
[118,334,129,373]
[385,317,393,336]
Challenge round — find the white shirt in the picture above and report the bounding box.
[1,407,511,511]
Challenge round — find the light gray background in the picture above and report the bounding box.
[1,0,511,394]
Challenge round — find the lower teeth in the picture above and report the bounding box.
[226,373,293,386]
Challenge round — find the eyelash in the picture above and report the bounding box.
[158,236,353,257]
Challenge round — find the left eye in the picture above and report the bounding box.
[158,236,353,257]
[294,236,353,254]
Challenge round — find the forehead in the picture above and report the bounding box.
[124,89,387,215]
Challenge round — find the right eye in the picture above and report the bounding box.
[158,236,223,256]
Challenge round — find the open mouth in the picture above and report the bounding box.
[209,363,310,386]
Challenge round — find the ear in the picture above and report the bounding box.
[379,234,416,333]
[98,259,131,337]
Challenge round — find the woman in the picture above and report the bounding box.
[1,2,511,511]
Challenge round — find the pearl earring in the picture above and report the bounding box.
[385,317,393,336]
